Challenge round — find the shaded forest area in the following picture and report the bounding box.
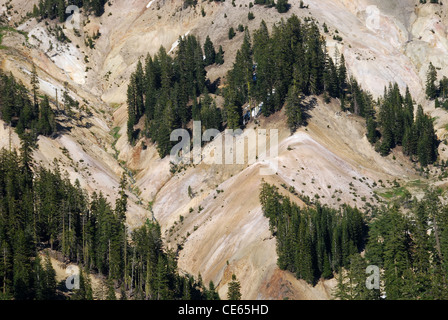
[0,68,57,141]
[0,147,221,300]
[33,0,107,21]
[260,182,448,299]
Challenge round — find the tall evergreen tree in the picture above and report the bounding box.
[285,85,303,133]
[204,36,216,66]
[426,62,438,100]
[227,274,242,300]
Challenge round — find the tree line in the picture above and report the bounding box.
[223,16,351,130]
[260,183,366,285]
[260,182,448,299]
[223,17,331,127]
[0,146,221,300]
[225,16,438,167]
[33,0,107,21]
[427,62,448,111]
[0,68,56,141]
[127,34,225,157]
[127,15,345,152]
[335,190,448,300]
[375,84,438,166]
[126,15,439,167]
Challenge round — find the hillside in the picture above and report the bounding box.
[2,0,448,299]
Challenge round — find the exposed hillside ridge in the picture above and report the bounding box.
[4,1,448,99]
[1,0,448,299]
[0,12,149,227]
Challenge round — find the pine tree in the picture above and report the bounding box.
[252,20,272,106]
[31,64,40,111]
[182,277,191,300]
[33,4,39,18]
[36,253,56,300]
[127,78,138,144]
[12,230,33,300]
[426,62,438,100]
[72,267,93,300]
[120,284,128,300]
[228,27,236,40]
[207,281,220,300]
[37,95,56,137]
[366,116,378,144]
[338,54,347,97]
[155,256,170,300]
[225,104,241,130]
[285,85,303,133]
[382,209,412,299]
[333,270,350,300]
[115,174,128,224]
[324,57,339,98]
[227,274,242,300]
[106,278,117,300]
[333,254,379,300]
[215,46,225,65]
[0,239,12,299]
[34,254,45,300]
[204,36,216,66]
[295,215,315,284]
[276,0,289,13]
[57,0,66,22]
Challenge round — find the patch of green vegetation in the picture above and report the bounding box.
[435,187,444,195]
[376,187,411,200]
[110,102,121,110]
[406,179,428,189]
[109,126,122,159]
[110,126,121,141]
[0,26,28,49]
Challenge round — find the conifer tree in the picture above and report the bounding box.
[285,85,303,133]
[225,104,241,130]
[71,268,93,300]
[31,63,40,110]
[366,116,378,144]
[38,95,56,136]
[182,277,191,300]
[228,27,236,40]
[35,253,57,300]
[426,62,438,100]
[227,274,242,300]
[204,36,216,66]
[12,230,33,300]
[207,281,220,300]
[57,0,65,22]
[216,46,225,65]
[155,256,169,300]
[338,54,347,97]
[106,278,117,300]
[276,0,289,13]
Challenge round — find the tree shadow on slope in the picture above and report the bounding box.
[301,96,317,126]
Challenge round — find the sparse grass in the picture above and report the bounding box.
[110,103,121,110]
[110,126,121,141]
[376,187,410,200]
[407,179,427,189]
[0,26,28,49]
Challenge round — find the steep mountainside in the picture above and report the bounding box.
[2,0,448,299]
